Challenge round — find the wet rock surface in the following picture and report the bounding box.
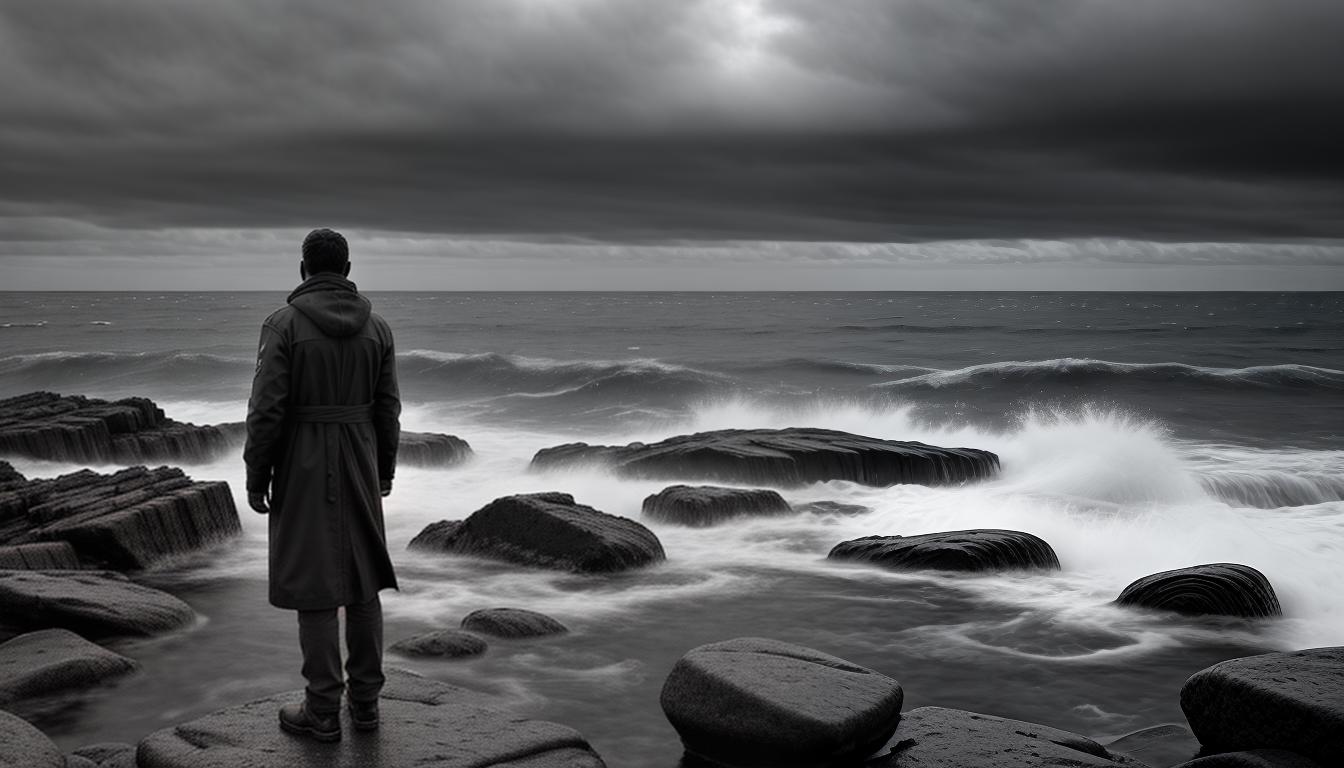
[796,500,872,516]
[398,431,473,467]
[1101,723,1201,768]
[461,608,568,638]
[1171,750,1324,768]
[867,706,1138,767]
[642,485,794,527]
[69,743,137,768]
[409,492,665,573]
[828,529,1061,572]
[0,542,83,570]
[531,428,999,488]
[0,708,65,768]
[0,570,195,638]
[0,628,137,705]
[389,630,488,659]
[1115,563,1282,618]
[660,637,902,768]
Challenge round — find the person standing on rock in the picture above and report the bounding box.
[244,228,400,742]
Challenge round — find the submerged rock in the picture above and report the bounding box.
[409,492,664,573]
[531,428,999,488]
[1115,563,1282,618]
[389,630,488,659]
[660,637,902,767]
[461,608,568,638]
[642,485,794,527]
[0,708,64,768]
[0,465,240,570]
[0,570,195,638]
[1180,646,1343,766]
[868,706,1136,767]
[136,667,606,767]
[0,628,138,705]
[796,500,872,516]
[828,529,1061,572]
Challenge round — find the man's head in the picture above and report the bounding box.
[300,228,350,278]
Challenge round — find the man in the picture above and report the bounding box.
[244,228,400,742]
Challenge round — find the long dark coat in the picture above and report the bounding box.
[244,273,400,610]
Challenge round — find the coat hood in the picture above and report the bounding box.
[287,273,372,338]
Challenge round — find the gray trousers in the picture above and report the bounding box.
[297,595,384,713]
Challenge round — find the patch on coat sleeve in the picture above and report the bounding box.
[255,342,266,375]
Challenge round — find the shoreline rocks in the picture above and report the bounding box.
[389,630,488,659]
[0,570,196,638]
[531,428,999,488]
[828,529,1061,572]
[0,709,65,768]
[461,608,568,638]
[0,628,137,706]
[642,485,794,527]
[868,706,1138,766]
[1115,564,1282,618]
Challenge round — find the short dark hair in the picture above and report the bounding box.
[301,228,349,274]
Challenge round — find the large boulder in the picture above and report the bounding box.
[641,485,794,527]
[389,630,488,659]
[531,428,999,488]
[409,492,664,573]
[0,628,137,705]
[1115,564,1282,618]
[0,570,195,638]
[136,667,606,767]
[868,706,1137,767]
[398,431,473,468]
[461,608,568,638]
[828,529,1061,572]
[660,637,902,767]
[1180,647,1343,766]
[0,708,64,768]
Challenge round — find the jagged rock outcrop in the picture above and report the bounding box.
[389,629,488,659]
[868,706,1138,766]
[0,542,82,570]
[1115,563,1282,618]
[0,570,195,638]
[0,628,138,705]
[828,529,1061,572]
[660,637,902,767]
[0,392,235,464]
[641,485,794,527]
[136,667,607,767]
[1180,647,1343,767]
[409,492,665,573]
[0,465,240,570]
[461,608,568,638]
[531,428,999,488]
[0,708,65,768]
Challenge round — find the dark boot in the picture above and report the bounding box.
[348,698,380,731]
[279,701,341,742]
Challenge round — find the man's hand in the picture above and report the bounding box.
[379,480,392,498]
[248,491,270,514]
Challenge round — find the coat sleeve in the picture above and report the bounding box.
[243,321,290,495]
[373,326,401,491]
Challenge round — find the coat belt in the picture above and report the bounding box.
[292,403,374,424]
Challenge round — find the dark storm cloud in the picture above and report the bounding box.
[0,0,1341,244]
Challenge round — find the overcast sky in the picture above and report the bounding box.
[2,0,1342,289]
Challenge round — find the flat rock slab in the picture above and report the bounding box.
[661,637,902,768]
[531,428,999,488]
[409,492,665,573]
[0,628,137,705]
[137,667,606,768]
[829,529,1061,572]
[1180,646,1343,766]
[868,706,1137,767]
[1172,750,1325,768]
[0,708,65,768]
[1116,563,1282,618]
[389,630,487,659]
[461,608,568,638]
[0,542,83,570]
[0,570,195,638]
[642,485,794,527]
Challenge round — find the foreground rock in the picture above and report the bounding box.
[1172,751,1325,768]
[1180,647,1343,766]
[0,391,235,464]
[389,630,488,659]
[1102,723,1201,768]
[660,637,902,767]
[0,628,137,705]
[137,667,606,767]
[0,708,64,768]
[531,428,999,487]
[462,608,568,638]
[829,529,1061,572]
[868,706,1138,767]
[0,542,82,570]
[0,570,195,638]
[642,485,794,527]
[218,423,473,468]
[1115,564,1282,618]
[0,464,240,570]
[410,492,665,573]
[69,743,137,768]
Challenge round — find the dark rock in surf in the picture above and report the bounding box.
[217,421,473,468]
[1101,723,1200,768]
[868,706,1136,767]
[0,542,83,570]
[0,570,195,638]
[796,500,872,516]
[389,629,488,659]
[0,465,240,571]
[1180,646,1344,766]
[531,428,999,488]
[0,391,236,464]
[461,608,568,638]
[642,485,794,527]
[408,492,664,573]
[136,667,607,767]
[1114,563,1281,618]
[660,637,902,768]
[828,529,1061,572]
[0,628,138,705]
[0,708,65,768]
[1171,751,1325,768]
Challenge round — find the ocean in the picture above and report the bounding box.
[2,291,1342,765]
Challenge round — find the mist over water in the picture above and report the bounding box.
[1,291,1341,765]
